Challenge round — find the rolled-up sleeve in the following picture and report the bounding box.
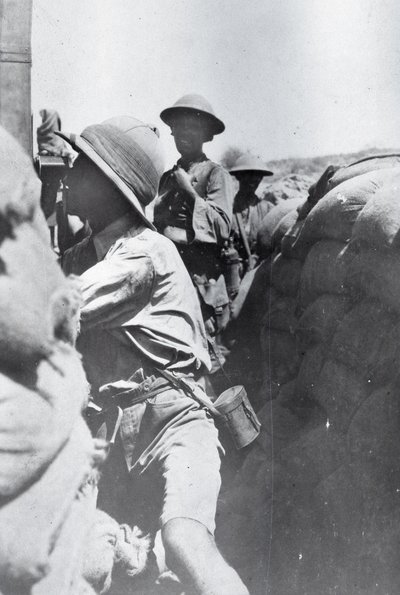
[79,246,154,330]
[191,165,233,244]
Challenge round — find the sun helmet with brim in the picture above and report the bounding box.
[56,116,165,230]
[160,94,225,140]
[230,154,273,177]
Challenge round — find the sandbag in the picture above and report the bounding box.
[280,218,306,260]
[271,208,300,253]
[344,384,400,594]
[297,294,352,348]
[347,384,400,485]
[352,185,400,251]
[263,288,298,333]
[260,329,300,400]
[299,240,349,307]
[331,300,400,386]
[310,358,371,431]
[270,253,302,296]
[257,197,304,258]
[229,258,270,324]
[301,465,365,595]
[293,167,400,254]
[275,424,345,491]
[0,420,95,591]
[327,154,400,193]
[0,343,89,498]
[0,126,79,369]
[0,126,41,226]
[295,344,327,399]
[256,381,324,456]
[346,247,400,313]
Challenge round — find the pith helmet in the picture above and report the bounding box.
[160,94,225,138]
[230,154,273,177]
[57,116,165,229]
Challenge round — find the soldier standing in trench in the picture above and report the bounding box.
[229,154,274,278]
[60,115,248,595]
[153,94,234,382]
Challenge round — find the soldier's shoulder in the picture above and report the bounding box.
[132,228,177,254]
[207,160,231,177]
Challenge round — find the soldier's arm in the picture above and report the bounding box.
[180,165,233,245]
[79,245,154,330]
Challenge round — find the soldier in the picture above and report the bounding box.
[229,154,274,275]
[154,94,234,345]
[60,116,248,595]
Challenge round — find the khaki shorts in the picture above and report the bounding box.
[97,387,223,536]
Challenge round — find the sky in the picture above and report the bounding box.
[31,0,400,168]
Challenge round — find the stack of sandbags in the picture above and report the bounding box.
[257,196,305,258]
[269,164,400,594]
[226,197,309,405]
[219,157,400,594]
[0,126,101,595]
[247,199,304,403]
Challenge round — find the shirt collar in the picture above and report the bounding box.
[93,212,142,260]
[177,152,208,170]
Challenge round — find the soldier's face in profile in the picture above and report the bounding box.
[171,114,206,158]
[65,154,107,224]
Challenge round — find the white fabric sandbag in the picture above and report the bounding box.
[0,222,74,366]
[299,240,350,307]
[0,344,89,498]
[0,420,95,590]
[327,154,400,193]
[0,125,41,225]
[257,197,304,257]
[271,253,302,296]
[297,294,352,348]
[293,167,400,254]
[330,300,400,386]
[352,185,400,251]
[311,358,371,431]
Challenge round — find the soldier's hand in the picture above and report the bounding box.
[173,167,194,194]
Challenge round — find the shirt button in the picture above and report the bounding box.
[143,383,150,391]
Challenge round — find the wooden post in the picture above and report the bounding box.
[0,0,33,155]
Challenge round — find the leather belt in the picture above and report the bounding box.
[103,375,173,410]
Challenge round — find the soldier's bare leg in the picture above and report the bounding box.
[162,517,249,595]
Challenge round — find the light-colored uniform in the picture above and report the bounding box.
[63,213,222,535]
